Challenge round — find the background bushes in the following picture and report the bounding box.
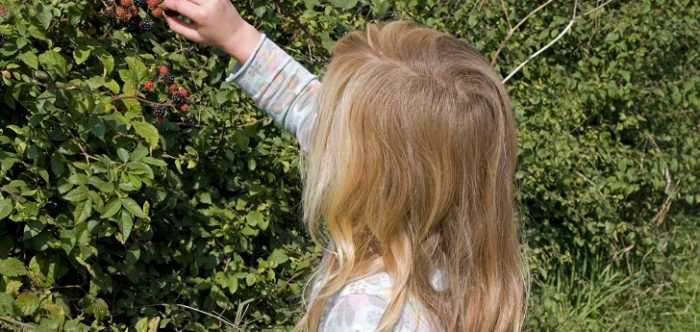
[0,0,698,330]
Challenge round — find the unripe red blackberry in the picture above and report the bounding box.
[129,5,139,16]
[151,7,163,18]
[139,17,154,31]
[171,93,187,105]
[162,72,174,84]
[159,65,168,75]
[120,0,133,7]
[115,6,127,18]
[179,103,189,112]
[144,80,155,91]
[154,104,167,117]
[147,0,159,9]
[178,87,189,97]
[168,83,178,92]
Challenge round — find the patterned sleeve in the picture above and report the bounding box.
[225,34,320,152]
[321,293,388,331]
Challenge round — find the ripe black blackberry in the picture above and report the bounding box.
[112,18,127,29]
[171,93,187,105]
[154,104,167,117]
[161,72,174,84]
[135,0,148,9]
[129,15,142,29]
[139,18,154,31]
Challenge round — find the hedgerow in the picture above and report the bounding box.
[0,0,698,330]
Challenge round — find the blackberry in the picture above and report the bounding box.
[154,104,167,117]
[129,15,142,28]
[139,17,154,31]
[171,93,187,105]
[135,0,148,9]
[112,18,127,29]
[162,72,174,84]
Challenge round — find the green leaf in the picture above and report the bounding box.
[117,148,130,163]
[74,200,93,223]
[0,258,26,277]
[119,211,134,243]
[0,198,14,220]
[64,186,89,202]
[246,211,263,227]
[330,0,358,9]
[102,199,121,219]
[14,292,40,317]
[19,52,39,70]
[36,3,54,29]
[73,44,93,65]
[269,249,289,265]
[132,121,160,149]
[38,51,70,78]
[120,198,146,218]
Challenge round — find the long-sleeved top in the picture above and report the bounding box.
[226,34,443,331]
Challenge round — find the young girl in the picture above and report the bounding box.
[161,0,526,331]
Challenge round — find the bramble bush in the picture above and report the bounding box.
[0,0,698,330]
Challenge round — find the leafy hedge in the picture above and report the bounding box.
[0,0,698,330]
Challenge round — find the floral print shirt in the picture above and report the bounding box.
[227,35,443,331]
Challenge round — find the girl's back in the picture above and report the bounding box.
[161,1,525,330]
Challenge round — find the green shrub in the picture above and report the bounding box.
[0,0,698,330]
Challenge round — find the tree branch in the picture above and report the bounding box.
[0,316,35,330]
[491,0,554,65]
[502,0,578,84]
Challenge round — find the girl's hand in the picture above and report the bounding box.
[161,0,261,63]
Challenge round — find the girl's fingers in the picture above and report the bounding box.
[161,0,202,22]
[165,16,202,43]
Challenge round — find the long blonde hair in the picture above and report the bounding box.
[298,21,525,332]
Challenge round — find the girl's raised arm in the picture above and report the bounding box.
[161,0,320,151]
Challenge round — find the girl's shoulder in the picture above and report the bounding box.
[320,272,443,331]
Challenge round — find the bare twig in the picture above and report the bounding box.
[502,0,578,83]
[491,0,554,65]
[584,0,614,16]
[500,0,513,31]
[0,316,35,330]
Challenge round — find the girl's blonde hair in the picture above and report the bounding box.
[298,21,525,332]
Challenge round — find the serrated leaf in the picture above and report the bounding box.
[74,199,93,223]
[117,148,129,163]
[19,52,39,70]
[38,51,70,78]
[132,121,160,149]
[120,198,146,218]
[63,186,89,202]
[102,199,121,219]
[0,198,14,220]
[36,3,54,29]
[14,291,40,317]
[0,258,26,276]
[119,211,133,243]
[73,44,93,65]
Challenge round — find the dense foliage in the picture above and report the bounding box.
[0,0,697,330]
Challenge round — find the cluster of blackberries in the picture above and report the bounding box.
[142,65,194,125]
[111,0,162,32]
